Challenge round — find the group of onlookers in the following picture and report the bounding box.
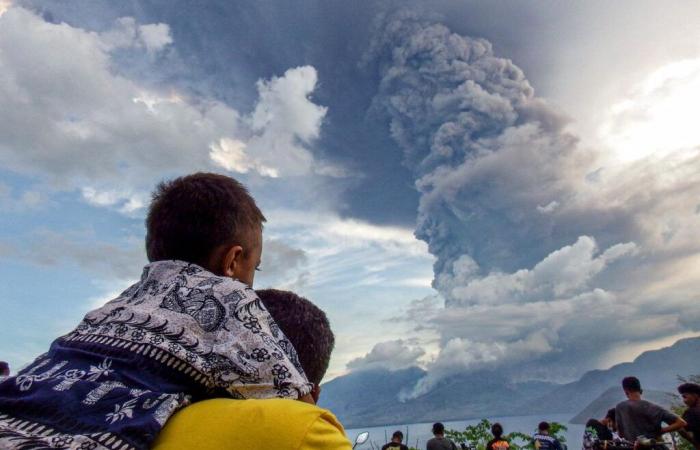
[584,377,699,450]
[382,377,700,450]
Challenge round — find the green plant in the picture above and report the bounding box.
[445,419,568,450]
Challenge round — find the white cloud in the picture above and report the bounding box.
[347,339,426,372]
[0,8,333,213]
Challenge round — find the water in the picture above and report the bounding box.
[346,413,585,450]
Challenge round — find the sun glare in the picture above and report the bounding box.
[600,58,700,163]
[0,0,12,17]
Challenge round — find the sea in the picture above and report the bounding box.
[346,413,585,450]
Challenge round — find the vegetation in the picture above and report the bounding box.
[444,418,568,450]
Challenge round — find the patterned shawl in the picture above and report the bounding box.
[0,260,312,450]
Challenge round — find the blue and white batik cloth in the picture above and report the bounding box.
[0,260,313,450]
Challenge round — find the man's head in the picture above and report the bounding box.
[0,361,8,377]
[602,408,616,428]
[256,289,334,404]
[678,382,700,408]
[622,376,642,397]
[432,422,445,436]
[146,172,265,286]
[491,423,503,438]
[391,431,404,443]
[538,422,550,434]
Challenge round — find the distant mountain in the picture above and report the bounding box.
[568,387,672,424]
[525,337,700,416]
[319,367,558,428]
[320,337,699,428]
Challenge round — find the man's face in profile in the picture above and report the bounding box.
[682,392,699,408]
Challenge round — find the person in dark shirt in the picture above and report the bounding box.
[427,422,458,450]
[487,423,510,450]
[615,376,686,442]
[534,422,563,450]
[678,383,700,450]
[383,430,409,450]
[583,409,615,450]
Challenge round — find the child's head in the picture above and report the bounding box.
[146,172,265,285]
[256,288,335,403]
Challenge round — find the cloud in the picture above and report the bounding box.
[347,339,426,372]
[0,7,332,213]
[364,11,700,393]
[0,229,146,281]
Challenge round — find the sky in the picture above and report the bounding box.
[1,0,699,395]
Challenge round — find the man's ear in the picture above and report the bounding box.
[221,244,244,278]
[311,384,321,404]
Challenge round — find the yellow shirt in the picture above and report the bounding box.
[152,398,352,450]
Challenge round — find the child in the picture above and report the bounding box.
[0,173,312,450]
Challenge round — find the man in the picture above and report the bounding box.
[615,376,686,443]
[383,430,409,450]
[583,409,615,450]
[534,422,563,450]
[677,382,700,450]
[427,422,458,450]
[153,289,351,449]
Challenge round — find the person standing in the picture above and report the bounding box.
[677,383,700,450]
[534,422,563,450]
[383,431,409,450]
[487,423,510,450]
[615,376,686,442]
[427,423,458,450]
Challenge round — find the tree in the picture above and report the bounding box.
[445,419,568,450]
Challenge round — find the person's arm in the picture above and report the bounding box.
[661,416,687,434]
[658,406,687,434]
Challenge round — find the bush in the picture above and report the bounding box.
[445,418,568,450]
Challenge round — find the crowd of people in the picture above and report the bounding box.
[0,173,697,450]
[582,377,699,450]
[377,376,699,450]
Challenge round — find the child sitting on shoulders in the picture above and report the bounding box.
[0,172,312,450]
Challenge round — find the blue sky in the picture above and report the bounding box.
[1,0,700,392]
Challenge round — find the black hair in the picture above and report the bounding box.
[678,383,700,396]
[622,376,642,393]
[256,289,334,386]
[0,361,8,375]
[605,408,616,422]
[146,172,265,266]
[492,423,504,438]
[433,423,445,435]
[392,431,404,441]
[538,422,550,432]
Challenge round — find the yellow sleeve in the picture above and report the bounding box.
[298,410,353,450]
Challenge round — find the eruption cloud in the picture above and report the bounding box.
[364,12,647,398]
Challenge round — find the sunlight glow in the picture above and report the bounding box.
[0,0,12,17]
[600,58,700,163]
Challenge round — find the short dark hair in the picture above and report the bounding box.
[392,431,404,441]
[538,422,550,432]
[0,361,8,375]
[605,408,616,422]
[433,422,445,435]
[492,423,503,438]
[256,289,334,385]
[678,383,700,396]
[622,376,642,393]
[146,172,265,265]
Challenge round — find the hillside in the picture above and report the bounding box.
[525,337,700,416]
[320,337,700,428]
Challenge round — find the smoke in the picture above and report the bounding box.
[363,11,700,397]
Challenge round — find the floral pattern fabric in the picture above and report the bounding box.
[0,260,312,450]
